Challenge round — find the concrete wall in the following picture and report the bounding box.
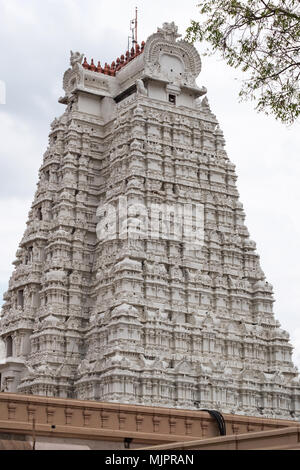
[0,392,297,450]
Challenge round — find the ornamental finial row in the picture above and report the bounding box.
[70,42,145,77]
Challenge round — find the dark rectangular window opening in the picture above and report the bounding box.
[37,207,43,221]
[6,336,13,357]
[169,94,176,105]
[18,290,24,309]
[114,84,137,104]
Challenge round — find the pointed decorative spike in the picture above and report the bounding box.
[115,58,121,72]
[96,61,102,73]
[90,59,96,71]
[82,57,89,69]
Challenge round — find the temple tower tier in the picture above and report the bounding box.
[1,22,300,420]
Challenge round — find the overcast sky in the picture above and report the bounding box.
[1,0,300,367]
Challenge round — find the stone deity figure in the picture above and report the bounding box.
[70,51,84,68]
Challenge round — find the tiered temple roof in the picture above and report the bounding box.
[0,22,299,421]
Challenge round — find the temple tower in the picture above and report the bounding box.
[1,22,300,419]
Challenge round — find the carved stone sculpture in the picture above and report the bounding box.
[0,22,299,420]
[70,50,84,67]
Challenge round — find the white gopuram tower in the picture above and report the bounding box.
[0,22,300,420]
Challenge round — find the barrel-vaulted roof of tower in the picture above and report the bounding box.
[59,22,206,105]
[116,21,204,97]
[143,22,202,79]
